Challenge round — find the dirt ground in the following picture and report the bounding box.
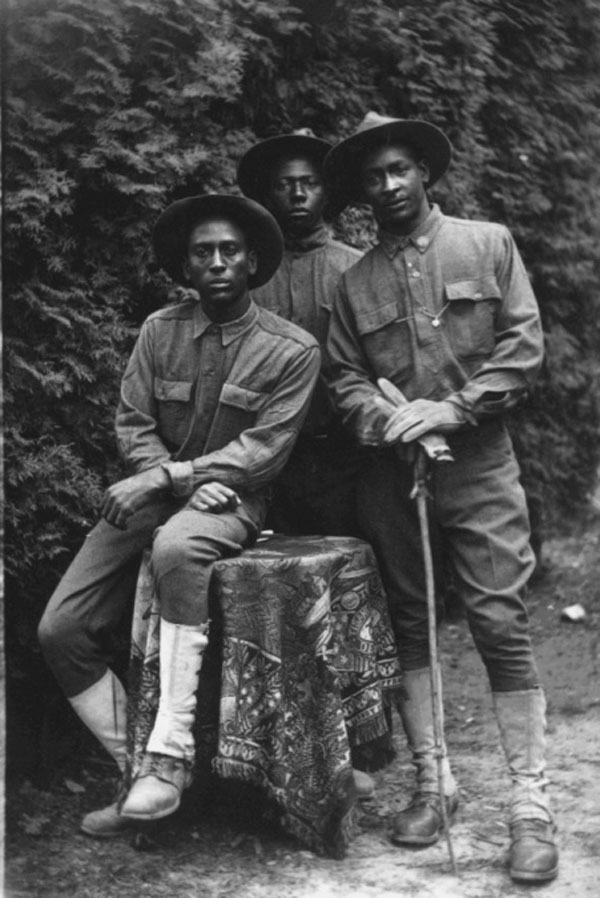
[5,508,600,898]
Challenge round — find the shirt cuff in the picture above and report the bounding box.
[161,461,195,497]
[445,395,478,426]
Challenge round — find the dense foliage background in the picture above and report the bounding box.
[4,0,600,770]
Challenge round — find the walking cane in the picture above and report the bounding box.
[377,379,458,875]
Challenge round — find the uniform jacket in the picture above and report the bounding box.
[327,204,544,446]
[116,299,320,497]
[252,225,361,434]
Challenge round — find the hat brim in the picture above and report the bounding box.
[153,194,284,289]
[237,134,346,219]
[324,120,452,208]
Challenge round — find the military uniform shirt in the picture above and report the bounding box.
[117,299,320,496]
[327,204,543,445]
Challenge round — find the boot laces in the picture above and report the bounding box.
[139,751,188,779]
[511,818,556,844]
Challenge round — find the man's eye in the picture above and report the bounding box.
[194,249,211,261]
[222,244,240,258]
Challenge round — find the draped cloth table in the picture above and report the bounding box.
[126,535,403,857]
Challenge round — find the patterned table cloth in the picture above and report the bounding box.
[126,535,402,857]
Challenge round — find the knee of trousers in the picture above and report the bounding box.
[37,604,101,694]
[38,604,79,663]
[151,527,218,582]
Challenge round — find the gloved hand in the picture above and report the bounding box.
[188,481,241,513]
[382,399,465,445]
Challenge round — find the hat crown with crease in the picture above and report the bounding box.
[153,193,284,289]
[324,111,452,207]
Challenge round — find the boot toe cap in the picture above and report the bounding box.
[121,753,192,820]
[121,776,181,820]
[391,791,459,846]
[510,820,559,882]
[353,769,375,801]
[80,802,132,838]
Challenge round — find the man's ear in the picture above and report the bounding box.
[182,258,191,282]
[419,159,430,188]
[247,250,258,276]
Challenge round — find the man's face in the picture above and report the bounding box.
[361,144,430,234]
[266,155,326,235]
[183,218,257,320]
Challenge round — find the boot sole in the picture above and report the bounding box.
[80,822,132,838]
[391,796,459,846]
[121,796,181,821]
[391,831,441,846]
[510,865,559,883]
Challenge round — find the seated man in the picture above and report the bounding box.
[38,194,320,834]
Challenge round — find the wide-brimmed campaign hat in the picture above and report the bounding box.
[238,129,331,200]
[237,129,345,218]
[324,111,452,207]
[153,193,284,288]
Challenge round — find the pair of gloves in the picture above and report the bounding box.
[378,397,466,446]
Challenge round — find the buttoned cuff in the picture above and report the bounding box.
[161,461,195,498]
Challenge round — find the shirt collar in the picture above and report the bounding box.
[193,298,258,345]
[284,222,328,254]
[378,204,444,259]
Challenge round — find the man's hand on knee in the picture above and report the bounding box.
[102,467,170,529]
[188,482,241,514]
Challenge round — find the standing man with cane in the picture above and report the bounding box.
[325,112,558,883]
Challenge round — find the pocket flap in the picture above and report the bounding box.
[356,301,401,335]
[219,382,267,411]
[445,276,502,302]
[154,378,192,402]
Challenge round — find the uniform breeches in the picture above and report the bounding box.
[38,498,257,697]
[357,421,539,692]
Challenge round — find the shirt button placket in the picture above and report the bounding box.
[198,326,223,434]
[406,248,436,350]
[290,256,305,329]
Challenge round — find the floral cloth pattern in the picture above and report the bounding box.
[126,535,402,857]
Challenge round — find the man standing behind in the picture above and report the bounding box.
[237,130,363,538]
[325,112,558,883]
[38,194,320,835]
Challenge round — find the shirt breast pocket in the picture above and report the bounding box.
[154,377,193,444]
[356,301,413,384]
[211,382,269,449]
[445,276,502,360]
